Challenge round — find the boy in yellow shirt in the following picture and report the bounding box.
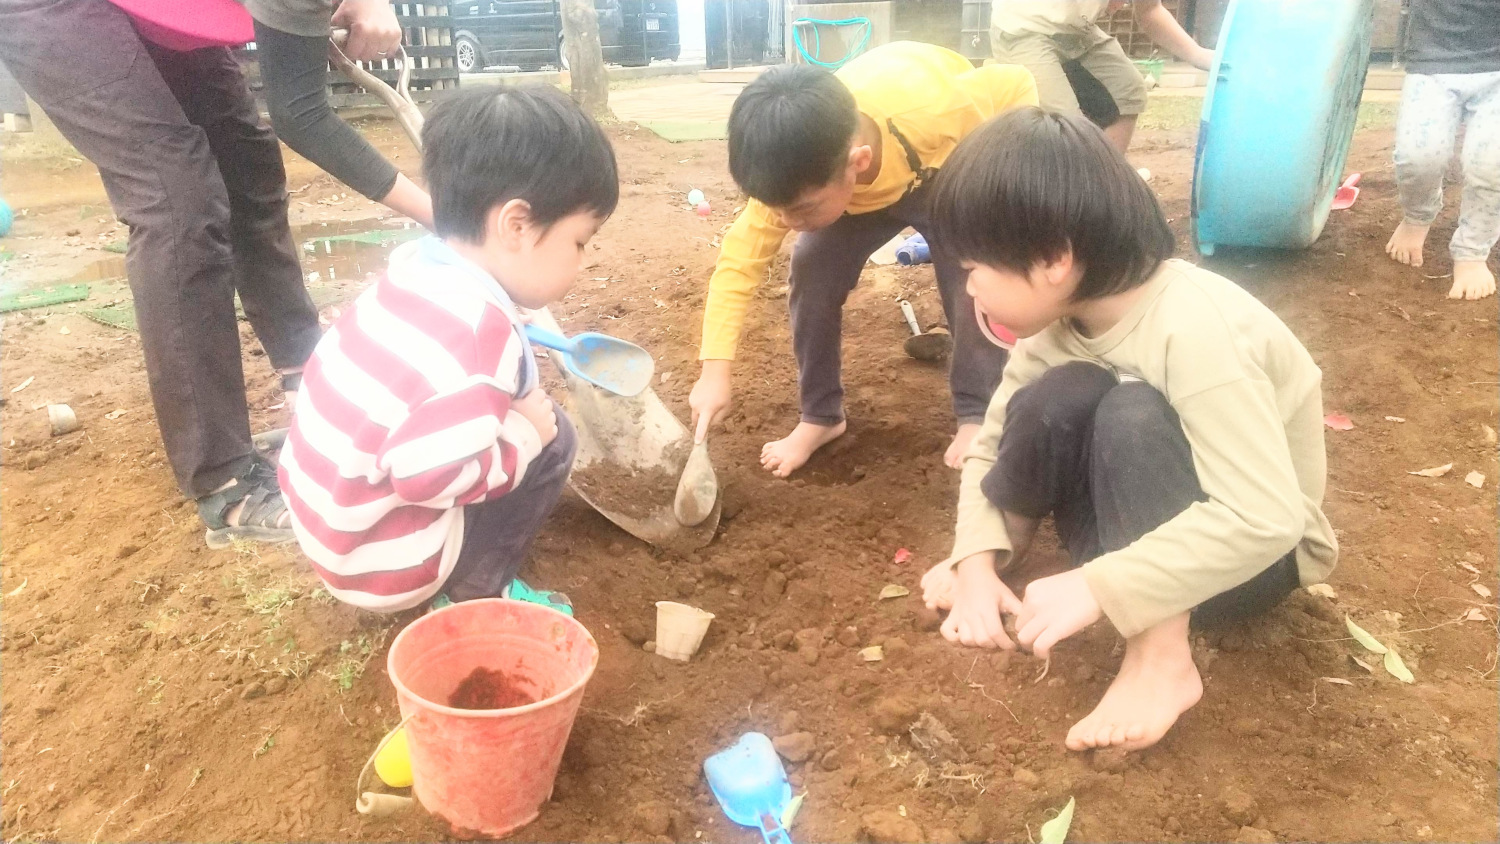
[688,42,1038,477]
[922,108,1336,752]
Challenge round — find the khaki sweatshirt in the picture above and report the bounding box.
[949,260,1338,638]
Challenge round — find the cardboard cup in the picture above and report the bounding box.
[47,404,79,436]
[654,601,714,661]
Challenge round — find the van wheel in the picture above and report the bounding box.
[455,35,483,73]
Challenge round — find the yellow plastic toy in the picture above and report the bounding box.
[373,725,413,788]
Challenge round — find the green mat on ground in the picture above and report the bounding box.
[0,283,91,313]
[635,120,727,142]
[83,283,349,333]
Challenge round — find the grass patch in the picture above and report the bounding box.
[253,730,277,758]
[322,632,388,693]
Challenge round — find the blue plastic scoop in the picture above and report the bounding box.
[523,325,655,397]
[703,733,794,844]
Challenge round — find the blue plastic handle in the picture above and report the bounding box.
[522,325,574,354]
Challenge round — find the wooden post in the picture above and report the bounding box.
[558,0,612,117]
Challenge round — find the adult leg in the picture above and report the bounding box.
[1449,71,1500,300]
[444,413,579,603]
[990,31,1082,114]
[0,0,256,499]
[1067,382,1296,752]
[1074,31,1148,153]
[761,209,907,477]
[1387,73,1461,269]
[149,44,323,390]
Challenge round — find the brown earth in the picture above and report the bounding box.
[2,104,1497,844]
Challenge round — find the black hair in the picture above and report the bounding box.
[932,107,1175,300]
[727,63,859,206]
[422,85,619,241]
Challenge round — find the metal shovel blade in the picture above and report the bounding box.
[672,439,718,526]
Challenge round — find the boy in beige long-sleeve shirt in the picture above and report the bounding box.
[920,108,1337,752]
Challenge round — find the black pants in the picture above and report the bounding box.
[981,363,1299,629]
[444,411,578,602]
[787,185,1009,426]
[0,0,322,498]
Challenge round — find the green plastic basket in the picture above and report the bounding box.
[1134,58,1166,82]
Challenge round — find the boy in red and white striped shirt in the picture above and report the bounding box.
[278,86,618,612]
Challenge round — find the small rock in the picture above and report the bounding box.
[1092,747,1129,773]
[621,618,651,645]
[763,571,788,601]
[1233,826,1276,844]
[241,682,267,701]
[635,801,672,837]
[873,698,918,734]
[820,748,843,771]
[801,647,820,666]
[861,809,924,844]
[1011,767,1040,786]
[773,630,795,650]
[772,731,816,764]
[643,640,656,653]
[264,676,288,695]
[837,626,861,648]
[958,812,987,843]
[1220,787,1259,827]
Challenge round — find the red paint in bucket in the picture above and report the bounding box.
[387,598,598,839]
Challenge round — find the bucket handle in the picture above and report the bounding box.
[355,714,417,818]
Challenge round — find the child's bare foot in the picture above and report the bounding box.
[760,420,846,478]
[944,422,982,469]
[1385,221,1431,267]
[1450,261,1497,301]
[1065,612,1201,752]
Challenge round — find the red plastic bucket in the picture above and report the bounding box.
[387,599,598,839]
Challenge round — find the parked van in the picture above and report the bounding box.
[453,0,681,72]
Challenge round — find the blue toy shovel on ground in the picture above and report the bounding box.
[704,733,795,844]
[522,325,655,397]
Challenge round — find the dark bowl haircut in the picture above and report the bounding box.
[422,85,619,242]
[727,63,859,207]
[932,107,1176,300]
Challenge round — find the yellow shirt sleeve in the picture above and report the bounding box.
[699,199,790,361]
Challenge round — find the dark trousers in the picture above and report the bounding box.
[0,0,322,498]
[981,363,1299,629]
[445,412,579,602]
[787,186,1008,426]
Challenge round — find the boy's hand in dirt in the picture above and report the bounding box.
[940,553,1024,649]
[921,557,960,611]
[1015,568,1103,660]
[515,388,559,448]
[689,360,733,443]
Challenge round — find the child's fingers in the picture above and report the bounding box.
[998,588,1023,617]
[1016,614,1045,653]
[1030,626,1062,662]
[940,612,962,643]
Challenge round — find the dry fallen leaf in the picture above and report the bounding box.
[1409,463,1454,478]
[1383,649,1415,684]
[1466,471,1486,489]
[1039,797,1076,844]
[1459,561,1482,575]
[1484,424,1498,445]
[1351,656,1375,673]
[10,376,34,394]
[859,645,884,662]
[1306,583,1337,599]
[103,409,127,420]
[1319,677,1354,686]
[1324,413,1355,431]
[1472,583,1492,599]
[1463,608,1488,623]
[893,548,912,565]
[1385,416,1406,423]
[58,326,70,335]
[878,584,911,600]
[1345,616,1389,654]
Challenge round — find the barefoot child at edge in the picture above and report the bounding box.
[278,87,618,613]
[921,108,1338,752]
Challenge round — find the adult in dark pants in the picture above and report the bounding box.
[0,0,323,547]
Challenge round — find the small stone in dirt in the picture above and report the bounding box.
[861,809,924,844]
[643,640,656,653]
[800,647,820,666]
[772,731,816,764]
[1219,787,1259,827]
[635,801,672,837]
[773,630,795,650]
[1092,747,1130,773]
[620,617,651,645]
[1233,826,1277,844]
[241,681,267,701]
[820,748,843,771]
[763,570,788,601]
[1011,766,1040,786]
[958,812,987,843]
[837,625,861,648]
[873,698,919,734]
[265,676,288,695]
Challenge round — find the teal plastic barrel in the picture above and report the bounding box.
[1192,0,1375,255]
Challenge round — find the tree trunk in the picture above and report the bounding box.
[558,0,611,118]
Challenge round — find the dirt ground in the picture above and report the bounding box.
[2,99,1497,844]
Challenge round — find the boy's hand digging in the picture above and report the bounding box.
[515,388,559,447]
[1016,569,1103,660]
[940,553,1024,649]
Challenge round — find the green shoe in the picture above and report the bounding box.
[502,578,574,617]
[426,593,454,613]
